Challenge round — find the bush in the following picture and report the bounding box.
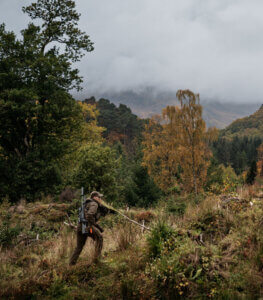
[59,188,76,203]
[147,222,175,259]
[166,197,186,216]
[0,214,21,247]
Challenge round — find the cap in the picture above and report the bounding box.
[90,191,103,199]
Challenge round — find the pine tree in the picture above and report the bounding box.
[246,160,257,185]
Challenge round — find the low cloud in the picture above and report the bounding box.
[1,0,263,102]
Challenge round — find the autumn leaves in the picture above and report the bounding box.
[142,90,217,195]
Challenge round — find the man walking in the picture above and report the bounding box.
[69,191,111,265]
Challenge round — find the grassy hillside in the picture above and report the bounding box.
[1,184,263,299]
[221,105,263,139]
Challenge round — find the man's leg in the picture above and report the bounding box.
[90,226,103,261]
[69,230,88,265]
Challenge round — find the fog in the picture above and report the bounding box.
[1,0,263,102]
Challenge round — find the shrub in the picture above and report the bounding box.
[147,222,175,259]
[59,188,76,203]
[0,213,21,247]
[135,211,156,222]
[166,197,186,216]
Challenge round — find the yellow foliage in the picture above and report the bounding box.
[257,143,263,176]
[76,101,104,143]
[142,90,212,194]
[142,114,179,190]
[60,101,105,182]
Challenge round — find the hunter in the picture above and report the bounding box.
[69,191,113,265]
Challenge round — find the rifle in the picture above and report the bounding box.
[79,187,87,234]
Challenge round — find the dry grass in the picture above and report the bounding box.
[2,187,263,299]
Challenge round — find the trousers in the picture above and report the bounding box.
[69,224,103,265]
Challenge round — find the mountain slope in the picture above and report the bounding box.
[93,89,260,129]
[221,104,263,139]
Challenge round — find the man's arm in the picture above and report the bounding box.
[100,203,117,216]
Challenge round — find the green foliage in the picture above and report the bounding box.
[146,240,221,299]
[221,104,263,140]
[46,277,71,300]
[2,191,263,298]
[0,0,93,202]
[72,143,119,203]
[205,159,242,194]
[124,165,162,208]
[246,160,257,185]
[166,197,186,216]
[0,214,21,247]
[221,165,241,193]
[84,97,144,153]
[213,135,262,175]
[205,158,224,194]
[147,222,175,259]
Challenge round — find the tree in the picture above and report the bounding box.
[72,143,119,203]
[85,97,144,154]
[257,143,263,176]
[0,0,94,201]
[176,90,212,194]
[142,114,180,191]
[142,90,212,194]
[246,160,257,185]
[124,165,162,207]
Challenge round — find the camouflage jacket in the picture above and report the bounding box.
[83,198,110,225]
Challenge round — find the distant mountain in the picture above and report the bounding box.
[221,104,263,139]
[202,102,261,129]
[95,89,261,129]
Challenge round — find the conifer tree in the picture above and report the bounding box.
[246,160,257,185]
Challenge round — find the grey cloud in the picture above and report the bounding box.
[1,0,263,102]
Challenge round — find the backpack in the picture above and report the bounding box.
[78,199,92,223]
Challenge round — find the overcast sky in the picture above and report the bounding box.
[0,0,263,102]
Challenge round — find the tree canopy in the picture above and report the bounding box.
[0,0,94,201]
[142,90,212,194]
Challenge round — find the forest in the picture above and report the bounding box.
[1,0,263,299]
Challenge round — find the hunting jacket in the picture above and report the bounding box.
[83,198,109,225]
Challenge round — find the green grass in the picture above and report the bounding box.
[1,185,263,299]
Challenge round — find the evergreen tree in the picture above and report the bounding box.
[125,165,162,208]
[246,160,257,185]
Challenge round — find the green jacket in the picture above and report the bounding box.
[84,198,109,225]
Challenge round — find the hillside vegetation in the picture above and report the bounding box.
[221,105,263,139]
[99,89,261,129]
[1,183,263,299]
[2,1,263,299]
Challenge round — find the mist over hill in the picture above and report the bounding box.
[83,88,261,129]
